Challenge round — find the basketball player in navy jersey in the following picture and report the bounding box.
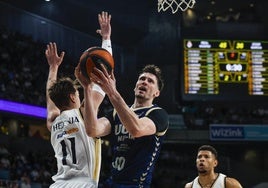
[45,12,112,188]
[75,60,169,187]
[184,145,243,188]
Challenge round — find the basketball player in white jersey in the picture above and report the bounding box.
[45,11,112,188]
[184,145,243,188]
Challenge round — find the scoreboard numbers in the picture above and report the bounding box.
[183,39,268,101]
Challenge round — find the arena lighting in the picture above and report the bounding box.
[0,99,47,119]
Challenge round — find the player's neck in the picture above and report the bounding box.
[60,106,76,112]
[133,98,153,108]
[132,101,153,109]
[198,172,218,188]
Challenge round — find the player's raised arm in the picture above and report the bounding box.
[45,42,65,131]
[97,11,112,55]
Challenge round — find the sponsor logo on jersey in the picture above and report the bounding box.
[56,128,79,139]
[115,124,134,142]
[53,116,80,139]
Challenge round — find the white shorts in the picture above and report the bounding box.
[49,177,97,188]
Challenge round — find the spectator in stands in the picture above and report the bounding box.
[0,144,9,156]
[20,172,31,188]
[0,156,10,169]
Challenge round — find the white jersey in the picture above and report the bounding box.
[50,109,101,187]
[192,173,226,188]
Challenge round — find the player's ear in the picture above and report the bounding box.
[154,90,160,97]
[69,93,76,103]
[214,159,218,167]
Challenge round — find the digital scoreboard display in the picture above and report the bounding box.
[182,39,268,102]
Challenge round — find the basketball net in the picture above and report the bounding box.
[158,0,196,13]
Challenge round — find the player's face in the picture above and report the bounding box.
[134,73,160,100]
[196,150,217,174]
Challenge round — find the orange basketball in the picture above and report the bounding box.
[79,47,114,79]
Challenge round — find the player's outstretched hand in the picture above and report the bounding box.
[45,42,65,67]
[96,11,111,40]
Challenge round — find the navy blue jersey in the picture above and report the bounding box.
[105,104,169,187]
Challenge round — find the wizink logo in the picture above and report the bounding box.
[210,125,245,140]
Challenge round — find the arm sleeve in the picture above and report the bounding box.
[93,39,112,96]
[101,39,112,55]
[147,108,169,133]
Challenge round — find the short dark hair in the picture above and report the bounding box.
[198,145,218,159]
[140,64,164,91]
[48,77,80,109]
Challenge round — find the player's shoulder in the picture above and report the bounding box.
[184,181,193,188]
[226,177,243,188]
[149,105,168,115]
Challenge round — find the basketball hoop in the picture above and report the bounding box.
[158,0,196,14]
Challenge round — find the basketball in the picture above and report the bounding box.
[79,47,114,79]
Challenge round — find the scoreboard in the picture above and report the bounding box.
[182,39,268,102]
